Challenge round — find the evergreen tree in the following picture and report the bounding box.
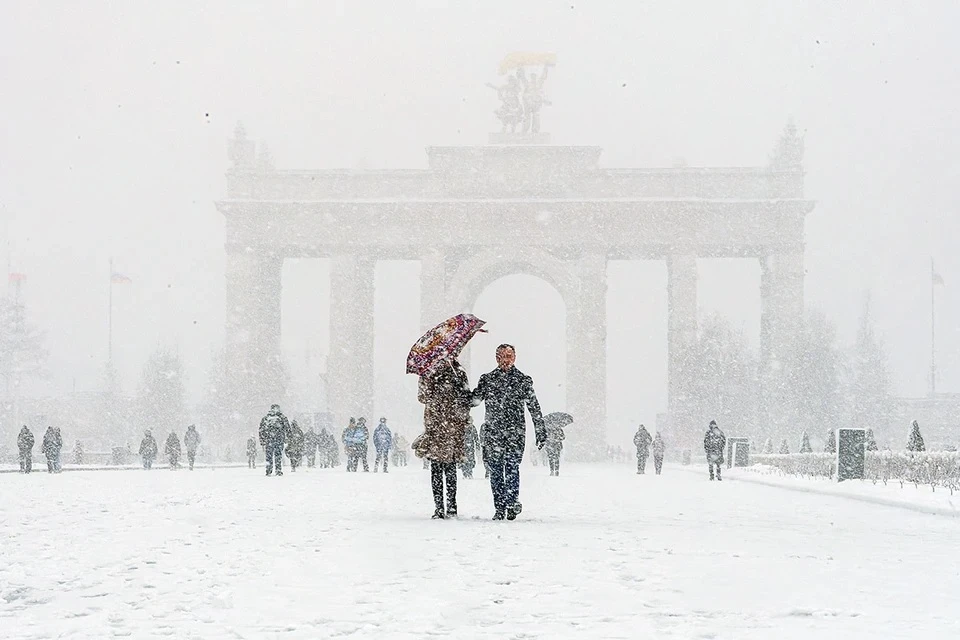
[849,296,893,436]
[825,429,837,454]
[794,311,844,435]
[0,293,46,394]
[799,431,813,453]
[907,420,925,452]
[779,439,790,454]
[135,346,187,439]
[865,428,878,451]
[762,437,773,454]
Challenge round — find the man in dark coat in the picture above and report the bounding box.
[373,418,392,473]
[259,404,290,476]
[471,344,546,521]
[286,420,305,471]
[184,425,201,470]
[17,426,35,473]
[704,420,726,481]
[139,430,158,469]
[41,426,63,473]
[165,432,182,469]
[633,424,652,474]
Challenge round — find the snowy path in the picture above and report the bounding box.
[1,464,958,639]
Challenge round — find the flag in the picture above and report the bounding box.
[8,272,26,283]
[932,259,945,286]
[111,272,132,285]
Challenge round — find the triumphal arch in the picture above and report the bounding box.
[217,63,812,456]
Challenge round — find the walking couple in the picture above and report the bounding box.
[416,343,546,520]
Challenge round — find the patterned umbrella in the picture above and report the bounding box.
[406,314,486,376]
[544,412,574,428]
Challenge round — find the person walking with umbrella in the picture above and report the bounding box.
[407,313,486,519]
[472,344,546,521]
[543,412,571,477]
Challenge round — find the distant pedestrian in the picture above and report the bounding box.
[287,420,305,471]
[303,427,319,468]
[259,404,291,476]
[459,418,480,479]
[17,426,35,474]
[318,428,337,468]
[356,417,370,472]
[704,420,726,481]
[184,425,201,470]
[343,418,370,472]
[544,420,565,477]
[471,344,546,521]
[139,430,158,469]
[246,436,257,468]
[373,418,392,473]
[633,424,652,474]
[652,432,665,475]
[165,432,182,469]
[41,426,63,473]
[417,357,471,519]
[393,433,409,467]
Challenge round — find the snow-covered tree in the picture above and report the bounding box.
[135,346,187,441]
[0,294,46,395]
[907,420,925,452]
[794,311,844,434]
[799,431,812,453]
[849,296,893,436]
[762,437,773,454]
[865,428,878,451]
[824,429,836,454]
[779,439,790,454]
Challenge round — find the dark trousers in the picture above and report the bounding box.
[247,454,255,469]
[143,457,153,470]
[431,461,458,513]
[654,454,663,475]
[187,450,196,470]
[708,461,722,480]
[637,452,648,474]
[265,441,283,475]
[487,455,521,512]
[547,451,560,475]
[168,455,180,469]
[20,452,32,473]
[374,450,389,472]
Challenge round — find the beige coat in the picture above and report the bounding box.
[417,360,471,463]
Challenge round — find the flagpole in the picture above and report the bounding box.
[930,257,936,397]
[108,257,113,366]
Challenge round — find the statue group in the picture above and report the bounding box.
[487,64,552,135]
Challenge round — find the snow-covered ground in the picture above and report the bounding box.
[2,463,958,639]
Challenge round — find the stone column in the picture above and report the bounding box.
[327,255,376,429]
[667,254,699,449]
[759,249,805,434]
[224,248,284,430]
[419,250,448,331]
[565,253,607,460]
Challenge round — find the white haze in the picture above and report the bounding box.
[1,1,958,445]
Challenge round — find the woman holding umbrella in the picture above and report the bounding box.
[408,314,485,519]
[543,412,571,477]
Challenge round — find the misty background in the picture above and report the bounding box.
[1,1,958,448]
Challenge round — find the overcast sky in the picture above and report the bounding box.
[2,1,958,442]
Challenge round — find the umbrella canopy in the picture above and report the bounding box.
[498,51,557,75]
[406,314,486,376]
[544,412,574,428]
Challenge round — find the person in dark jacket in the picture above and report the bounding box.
[373,418,392,473]
[418,358,471,518]
[139,430,158,469]
[286,420,305,471]
[652,432,665,475]
[544,421,565,477]
[18,426,35,473]
[459,418,481,479]
[471,344,546,521]
[246,436,257,468]
[259,404,290,476]
[342,418,359,472]
[303,427,319,467]
[184,425,201,470]
[356,417,370,472]
[633,424,652,474]
[704,420,726,481]
[165,432,182,469]
[41,426,63,473]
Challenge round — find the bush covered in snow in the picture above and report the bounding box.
[750,451,960,494]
